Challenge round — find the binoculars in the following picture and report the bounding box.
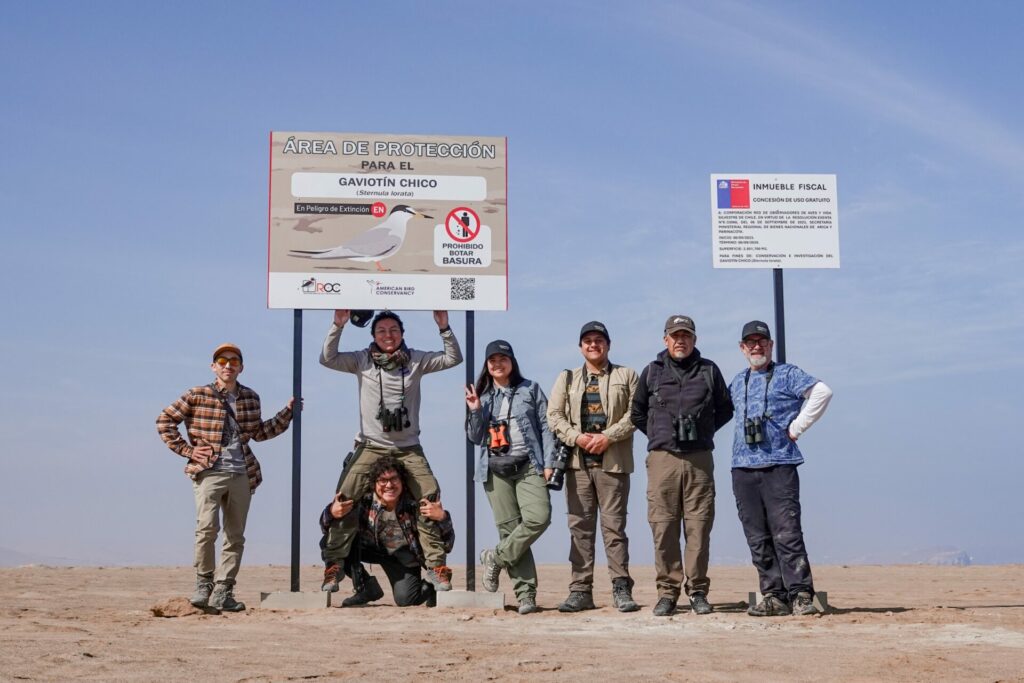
[673,414,699,443]
[744,417,765,445]
[547,441,571,491]
[488,421,510,454]
[378,405,410,432]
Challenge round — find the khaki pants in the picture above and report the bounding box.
[322,443,446,567]
[193,471,252,586]
[646,449,715,598]
[483,467,552,599]
[565,466,632,592]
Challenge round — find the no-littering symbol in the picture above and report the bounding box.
[445,207,481,243]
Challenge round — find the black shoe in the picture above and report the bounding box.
[688,591,713,615]
[322,563,342,593]
[611,578,639,613]
[792,591,819,615]
[341,575,385,607]
[208,584,246,612]
[748,594,791,617]
[652,596,677,617]
[558,590,596,613]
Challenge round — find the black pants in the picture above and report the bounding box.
[731,465,814,600]
[346,545,433,607]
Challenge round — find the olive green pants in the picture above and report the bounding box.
[483,466,551,599]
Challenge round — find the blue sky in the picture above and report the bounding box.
[2,1,1021,572]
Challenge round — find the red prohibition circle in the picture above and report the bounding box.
[445,207,481,243]
[371,202,387,217]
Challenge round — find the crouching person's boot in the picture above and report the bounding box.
[341,562,384,607]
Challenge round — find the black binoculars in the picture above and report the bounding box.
[744,417,765,445]
[378,405,410,432]
[547,441,571,491]
[673,414,699,443]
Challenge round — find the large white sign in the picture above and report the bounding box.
[268,132,508,310]
[710,174,840,269]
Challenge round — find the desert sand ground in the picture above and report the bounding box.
[1,564,1022,682]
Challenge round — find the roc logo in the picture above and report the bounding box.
[302,277,341,294]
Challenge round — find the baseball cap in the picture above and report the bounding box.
[664,315,696,336]
[212,343,243,362]
[741,320,772,340]
[484,339,515,359]
[579,321,610,343]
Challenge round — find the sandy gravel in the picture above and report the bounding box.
[2,564,1022,681]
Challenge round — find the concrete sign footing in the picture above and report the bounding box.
[259,591,330,609]
[435,590,506,609]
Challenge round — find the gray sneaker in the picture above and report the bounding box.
[792,591,819,615]
[189,579,214,608]
[558,590,596,613]
[209,584,246,612]
[688,591,713,615]
[518,595,538,615]
[748,594,791,617]
[611,578,639,613]
[652,596,677,617]
[480,549,501,593]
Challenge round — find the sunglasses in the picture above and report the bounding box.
[214,357,241,368]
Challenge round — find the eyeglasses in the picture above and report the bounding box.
[215,357,241,368]
[375,475,401,488]
[741,338,771,349]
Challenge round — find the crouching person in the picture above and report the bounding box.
[319,456,455,607]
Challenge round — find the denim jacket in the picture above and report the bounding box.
[466,379,555,482]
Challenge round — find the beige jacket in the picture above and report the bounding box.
[546,363,639,474]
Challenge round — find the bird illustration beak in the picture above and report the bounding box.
[417,210,433,219]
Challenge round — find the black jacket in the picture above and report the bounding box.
[631,349,734,454]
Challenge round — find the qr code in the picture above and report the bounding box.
[450,277,476,300]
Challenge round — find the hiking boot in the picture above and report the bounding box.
[480,549,501,593]
[189,579,214,608]
[611,578,639,613]
[321,563,342,592]
[688,591,713,615]
[208,584,246,612]
[558,590,596,613]
[518,595,538,615]
[341,575,385,607]
[748,594,791,617]
[652,596,677,617]
[792,591,819,615]
[426,565,453,592]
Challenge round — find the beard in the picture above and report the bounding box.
[749,354,770,368]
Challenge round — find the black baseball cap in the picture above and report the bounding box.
[664,315,696,336]
[485,339,515,359]
[579,321,610,343]
[741,320,772,340]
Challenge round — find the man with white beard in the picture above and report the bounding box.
[729,320,833,617]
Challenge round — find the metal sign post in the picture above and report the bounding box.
[773,269,787,364]
[464,310,476,591]
[290,309,302,591]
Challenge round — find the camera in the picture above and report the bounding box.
[377,404,410,432]
[547,440,571,491]
[673,414,699,443]
[744,417,765,445]
[488,421,510,454]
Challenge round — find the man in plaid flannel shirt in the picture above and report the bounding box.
[156,342,296,612]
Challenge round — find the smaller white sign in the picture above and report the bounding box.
[710,173,840,269]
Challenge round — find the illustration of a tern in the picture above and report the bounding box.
[288,204,432,271]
